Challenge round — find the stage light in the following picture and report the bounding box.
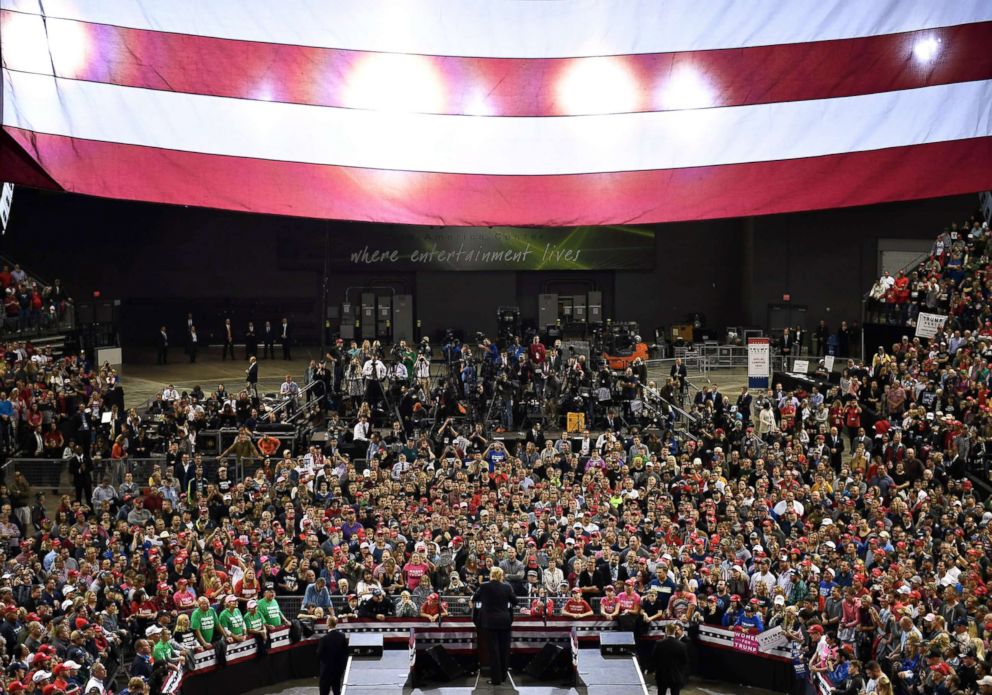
[556,57,640,116]
[655,65,716,111]
[343,53,446,114]
[913,37,940,62]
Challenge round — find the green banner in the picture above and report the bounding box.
[334,226,655,270]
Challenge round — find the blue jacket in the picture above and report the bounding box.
[734,611,764,632]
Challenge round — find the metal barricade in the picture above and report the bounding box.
[276,595,304,617]
[4,455,239,494]
[278,592,587,618]
[5,457,67,490]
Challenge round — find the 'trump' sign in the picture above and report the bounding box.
[915,312,948,339]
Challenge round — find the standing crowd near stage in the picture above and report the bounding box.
[2,213,992,695]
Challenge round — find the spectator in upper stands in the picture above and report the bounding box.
[303,577,332,613]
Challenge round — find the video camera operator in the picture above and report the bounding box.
[414,350,431,394]
[442,333,462,373]
[494,372,518,433]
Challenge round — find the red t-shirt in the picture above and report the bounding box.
[563,598,591,616]
[173,590,197,609]
[235,579,260,601]
[617,591,641,611]
[529,598,554,617]
[600,596,618,614]
[403,562,430,590]
[421,600,448,617]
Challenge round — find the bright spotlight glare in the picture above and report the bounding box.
[1,12,52,75]
[343,53,446,114]
[253,84,277,102]
[47,19,92,77]
[1,15,91,78]
[556,57,640,116]
[913,37,940,62]
[656,66,716,111]
[463,89,495,116]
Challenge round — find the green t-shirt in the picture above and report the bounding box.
[190,607,219,643]
[256,597,284,627]
[153,639,175,663]
[219,608,246,635]
[244,610,265,632]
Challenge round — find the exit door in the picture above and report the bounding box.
[767,304,808,332]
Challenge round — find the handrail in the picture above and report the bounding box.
[862,246,932,303]
[266,378,318,418]
[0,253,67,296]
[642,383,697,425]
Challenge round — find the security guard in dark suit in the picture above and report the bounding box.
[316,615,349,695]
[472,566,518,685]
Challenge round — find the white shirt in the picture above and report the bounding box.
[579,437,591,456]
[391,459,411,480]
[414,358,431,379]
[393,363,408,379]
[362,359,387,380]
[162,388,179,401]
[84,676,106,695]
[353,420,370,441]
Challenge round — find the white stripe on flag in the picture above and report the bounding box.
[3,0,992,58]
[4,70,992,176]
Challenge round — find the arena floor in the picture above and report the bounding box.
[244,677,780,695]
[122,345,750,410]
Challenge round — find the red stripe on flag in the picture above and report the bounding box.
[4,11,991,116]
[5,128,992,226]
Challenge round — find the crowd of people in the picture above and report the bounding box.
[0,263,71,336]
[0,341,123,459]
[2,212,992,695]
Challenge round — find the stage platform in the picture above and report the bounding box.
[337,646,647,695]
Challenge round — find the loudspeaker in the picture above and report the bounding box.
[538,293,558,329]
[524,642,571,680]
[95,301,115,324]
[392,294,413,343]
[76,303,94,325]
[587,291,603,324]
[599,631,635,656]
[360,293,376,339]
[420,645,463,682]
[347,633,383,657]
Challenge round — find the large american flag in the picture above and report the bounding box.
[2,0,992,226]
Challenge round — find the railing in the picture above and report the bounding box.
[4,455,233,492]
[275,592,605,619]
[0,254,75,339]
[646,350,787,379]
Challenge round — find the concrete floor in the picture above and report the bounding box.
[121,345,750,411]
[123,346,331,408]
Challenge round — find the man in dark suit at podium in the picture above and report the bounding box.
[317,615,349,695]
[473,566,517,685]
